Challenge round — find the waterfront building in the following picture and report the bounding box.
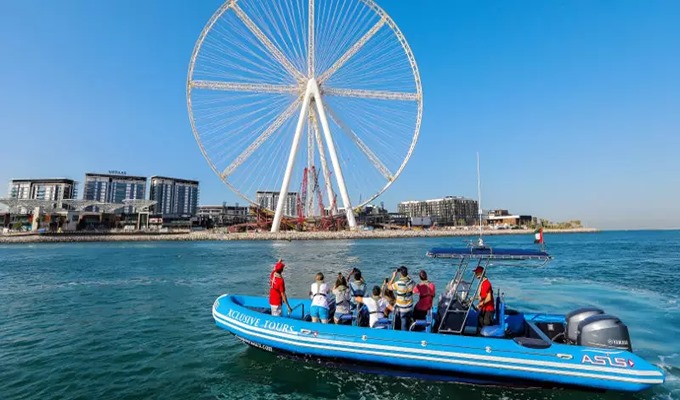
[197,203,249,226]
[256,191,297,217]
[149,176,199,216]
[486,210,533,228]
[355,204,389,227]
[8,178,77,209]
[398,196,478,226]
[83,172,146,213]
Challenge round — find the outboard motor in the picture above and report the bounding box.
[566,307,604,343]
[577,314,632,351]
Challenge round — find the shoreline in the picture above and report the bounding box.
[0,228,598,244]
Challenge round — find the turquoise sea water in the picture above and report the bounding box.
[1,230,679,399]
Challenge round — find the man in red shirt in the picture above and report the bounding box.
[474,266,495,332]
[270,259,292,316]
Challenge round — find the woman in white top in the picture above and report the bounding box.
[355,286,393,328]
[309,272,330,323]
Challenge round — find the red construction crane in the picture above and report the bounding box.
[296,167,309,226]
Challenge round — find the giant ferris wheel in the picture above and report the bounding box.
[187,0,422,231]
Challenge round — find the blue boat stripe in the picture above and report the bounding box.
[214,313,663,385]
[213,307,663,381]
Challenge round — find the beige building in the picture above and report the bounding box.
[398,196,478,226]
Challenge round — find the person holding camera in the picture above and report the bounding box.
[332,273,351,324]
[389,266,415,331]
[347,268,366,306]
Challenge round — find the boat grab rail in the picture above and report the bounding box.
[287,303,305,319]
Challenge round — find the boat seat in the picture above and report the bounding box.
[513,336,551,349]
[337,313,354,325]
[373,317,392,329]
[480,297,506,338]
[409,309,433,332]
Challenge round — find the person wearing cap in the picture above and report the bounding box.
[413,270,435,320]
[270,259,292,317]
[474,266,495,332]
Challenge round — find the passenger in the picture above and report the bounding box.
[381,282,396,318]
[269,259,292,317]
[390,266,415,331]
[413,270,435,320]
[348,268,367,307]
[355,286,393,328]
[309,272,330,324]
[474,266,495,332]
[332,274,352,323]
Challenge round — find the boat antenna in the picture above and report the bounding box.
[477,152,483,247]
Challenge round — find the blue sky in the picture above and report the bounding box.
[1,1,679,229]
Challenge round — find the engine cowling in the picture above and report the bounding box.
[577,314,632,351]
[566,307,604,343]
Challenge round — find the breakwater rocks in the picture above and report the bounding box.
[0,228,598,244]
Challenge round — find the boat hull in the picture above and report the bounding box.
[213,294,664,392]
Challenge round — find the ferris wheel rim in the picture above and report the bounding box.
[186,0,423,210]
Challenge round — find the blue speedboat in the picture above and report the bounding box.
[212,245,665,392]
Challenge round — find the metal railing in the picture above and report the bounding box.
[287,303,305,320]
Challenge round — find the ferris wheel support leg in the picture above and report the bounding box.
[271,82,314,232]
[309,79,357,230]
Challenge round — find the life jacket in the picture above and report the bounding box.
[417,281,435,298]
[270,272,282,290]
[311,282,327,298]
[349,280,366,297]
[367,296,385,316]
[394,277,414,310]
[334,286,350,307]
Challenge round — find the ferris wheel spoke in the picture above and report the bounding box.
[231,3,304,81]
[323,103,393,182]
[191,80,299,94]
[308,0,315,77]
[323,87,419,101]
[221,96,302,178]
[317,18,385,84]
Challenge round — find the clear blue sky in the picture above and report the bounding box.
[1,1,679,229]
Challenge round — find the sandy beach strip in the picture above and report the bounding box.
[0,228,598,244]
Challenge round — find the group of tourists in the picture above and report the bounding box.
[268,259,495,332]
[268,259,437,330]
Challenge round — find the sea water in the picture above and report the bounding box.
[1,231,678,399]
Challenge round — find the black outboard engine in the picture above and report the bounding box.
[566,307,604,343]
[577,314,632,351]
